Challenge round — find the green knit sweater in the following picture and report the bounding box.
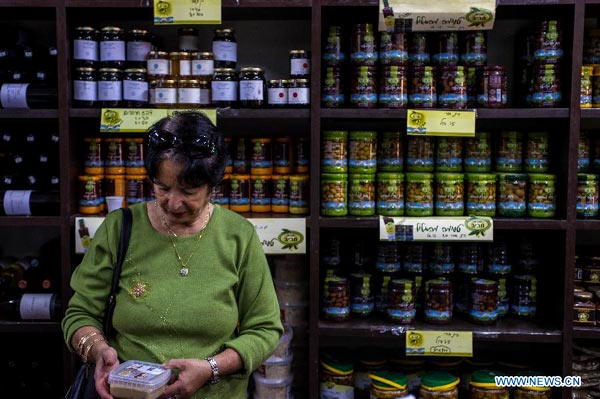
[62,203,283,399]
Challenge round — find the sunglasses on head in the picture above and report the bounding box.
[148,129,217,157]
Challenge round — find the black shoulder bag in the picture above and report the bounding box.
[65,207,133,399]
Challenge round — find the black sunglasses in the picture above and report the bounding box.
[148,129,217,157]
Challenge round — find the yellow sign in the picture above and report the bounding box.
[100,109,217,132]
[406,331,473,357]
[380,216,493,242]
[154,0,221,25]
[407,109,476,137]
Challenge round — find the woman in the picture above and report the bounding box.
[62,112,283,399]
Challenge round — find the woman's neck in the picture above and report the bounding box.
[149,201,213,237]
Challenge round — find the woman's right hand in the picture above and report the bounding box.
[93,343,120,399]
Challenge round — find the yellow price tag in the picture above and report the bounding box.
[154,0,221,25]
[406,330,473,356]
[100,109,168,132]
[407,109,476,137]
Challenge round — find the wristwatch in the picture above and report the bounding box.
[205,357,220,384]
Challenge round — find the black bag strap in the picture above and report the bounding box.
[103,207,133,337]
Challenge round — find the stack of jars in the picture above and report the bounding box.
[577,132,600,218]
[80,136,150,214]
[580,28,600,108]
[574,250,600,326]
[321,130,558,219]
[211,136,310,215]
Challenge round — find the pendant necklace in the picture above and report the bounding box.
[156,201,211,277]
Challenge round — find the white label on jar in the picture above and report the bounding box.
[3,190,32,215]
[178,88,201,104]
[74,80,98,101]
[74,39,98,61]
[20,294,53,320]
[180,60,192,76]
[211,81,238,101]
[288,87,309,105]
[154,88,177,104]
[100,41,126,62]
[123,80,148,102]
[240,80,263,101]
[147,59,170,76]
[98,81,123,101]
[291,58,310,75]
[192,60,214,76]
[199,88,211,105]
[268,87,287,105]
[127,41,152,62]
[1,84,29,108]
[213,41,237,63]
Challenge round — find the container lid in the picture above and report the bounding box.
[251,137,271,143]
[241,67,264,73]
[126,174,148,179]
[472,278,497,286]
[289,174,309,182]
[271,174,290,181]
[264,353,293,365]
[528,173,556,181]
[470,369,503,387]
[320,359,353,375]
[76,67,96,72]
[578,173,599,181]
[214,68,237,73]
[79,175,103,181]
[497,173,528,182]
[231,174,250,180]
[178,27,198,34]
[390,279,413,289]
[500,130,522,137]
[527,131,549,138]
[108,360,171,391]
[350,130,377,138]
[252,372,293,386]
[129,29,149,35]
[105,174,126,179]
[99,68,121,73]
[377,172,404,180]
[101,26,122,32]
[421,371,460,390]
[323,130,348,138]
[250,175,271,181]
[435,173,464,181]
[515,371,551,391]
[321,173,348,181]
[466,173,497,181]
[428,279,451,287]
[76,26,95,31]
[290,49,308,54]
[369,371,408,390]
[406,173,434,181]
[349,174,376,181]
[215,28,235,34]
[124,68,147,74]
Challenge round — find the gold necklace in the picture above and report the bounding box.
[156,201,211,277]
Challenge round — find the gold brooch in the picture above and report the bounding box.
[129,281,150,299]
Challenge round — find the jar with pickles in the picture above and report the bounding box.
[405,173,434,216]
[322,131,348,173]
[419,371,460,399]
[435,173,464,216]
[348,174,376,216]
[387,279,416,324]
[464,132,492,172]
[527,174,556,218]
[577,174,599,218]
[322,276,350,321]
[469,370,508,399]
[497,173,528,217]
[406,136,434,172]
[321,174,348,216]
[377,173,404,216]
[466,173,497,216]
[369,371,409,399]
[349,131,377,174]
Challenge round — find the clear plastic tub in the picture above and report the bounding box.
[275,279,308,305]
[253,373,294,399]
[279,303,308,326]
[108,360,171,399]
[273,256,307,281]
[257,354,294,379]
[271,324,294,359]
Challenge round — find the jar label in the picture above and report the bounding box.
[179,60,192,76]
[1,83,29,108]
[211,81,238,101]
[240,80,263,101]
[154,88,177,104]
[291,58,310,76]
[147,59,170,76]
[74,39,99,61]
[98,81,123,101]
[127,179,145,204]
[289,87,309,105]
[199,88,211,105]
[74,80,98,101]
[127,41,152,62]
[178,87,201,104]
[213,41,237,62]
[20,293,54,320]
[268,88,287,105]
[124,80,148,102]
[320,383,354,399]
[3,190,32,216]
[100,41,126,62]
[192,60,214,76]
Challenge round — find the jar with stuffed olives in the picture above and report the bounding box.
[378,131,403,172]
[435,173,464,216]
[424,280,453,324]
[527,174,556,218]
[321,173,348,216]
[436,137,463,172]
[349,174,376,216]
[370,371,409,399]
[524,132,550,173]
[387,279,416,324]
[322,276,350,321]
[322,130,348,173]
[420,372,460,399]
[497,173,528,217]
[405,173,434,216]
[496,131,523,172]
[349,131,377,174]
[429,243,455,277]
[406,136,434,172]
[377,173,404,216]
[513,371,552,399]
[466,173,497,217]
[464,132,492,172]
[469,370,508,399]
[577,174,599,218]
[469,279,499,325]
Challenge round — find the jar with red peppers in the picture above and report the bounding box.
[478,66,507,108]
[409,66,436,108]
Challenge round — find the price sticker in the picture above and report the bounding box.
[100,109,218,132]
[154,0,221,25]
[407,109,476,137]
[406,330,473,357]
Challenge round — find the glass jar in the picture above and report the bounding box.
[178,28,199,51]
[436,137,463,172]
[268,79,289,108]
[466,66,480,108]
[461,31,487,67]
[496,131,523,172]
[321,173,348,217]
[376,242,401,273]
[527,174,556,218]
[433,32,459,66]
[177,78,201,108]
[103,174,126,198]
[379,30,409,66]
[295,136,310,173]
[348,174,376,216]
[405,173,434,216]
[123,68,148,107]
[233,138,249,174]
[387,279,416,324]
[322,130,347,174]
[351,23,377,66]
[466,173,497,217]
[469,370,508,399]
[378,131,403,172]
[410,66,437,108]
[271,174,289,214]
[513,371,552,399]
[355,356,386,398]
[99,26,125,68]
[379,65,408,109]
[464,132,492,172]
[581,65,593,108]
[289,174,309,215]
[322,276,350,321]
[532,64,561,108]
[239,67,265,108]
[273,137,292,174]
[457,243,482,274]
[435,173,464,216]
[229,174,251,213]
[350,273,374,317]
[594,66,600,108]
[577,174,600,218]
[409,33,430,66]
[290,49,310,79]
[428,243,455,277]
[349,131,377,174]
[406,136,434,172]
[579,131,591,172]
[125,138,145,175]
[79,175,104,215]
[469,279,498,325]
[169,51,191,78]
[370,371,409,399]
[212,68,238,108]
[153,78,177,109]
[146,50,170,79]
[104,138,125,175]
[424,279,453,324]
[377,172,404,216]
[438,66,467,109]
[320,357,354,397]
[84,137,104,175]
[535,20,563,64]
[524,132,550,173]
[322,66,344,108]
[511,275,537,319]
[323,25,345,67]
[478,66,507,108]
[351,66,377,108]
[420,372,460,399]
[250,138,273,175]
[487,240,512,275]
[497,173,528,217]
[191,51,214,78]
[404,243,425,275]
[73,26,98,68]
[98,68,122,107]
[289,78,310,107]
[126,29,151,68]
[250,175,271,213]
[456,271,478,315]
[213,28,237,69]
[73,67,98,108]
[126,174,147,205]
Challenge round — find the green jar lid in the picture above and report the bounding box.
[473,278,496,286]
[471,369,502,384]
[513,274,536,282]
[578,173,599,182]
[466,173,497,182]
[369,371,408,390]
[421,371,460,389]
[350,130,377,139]
[381,131,402,138]
[528,131,548,139]
[435,173,465,181]
[321,173,348,181]
[323,130,348,139]
[474,131,491,138]
[406,172,434,181]
[391,278,413,288]
[349,173,376,181]
[428,279,451,287]
[321,358,354,375]
[528,173,556,182]
[377,172,404,181]
[497,173,528,182]
[500,131,522,138]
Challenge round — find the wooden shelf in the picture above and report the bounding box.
[66,0,310,7]
[319,318,562,343]
[321,108,569,119]
[0,321,62,333]
[321,0,574,6]
[575,220,600,230]
[0,109,58,118]
[574,326,600,339]
[0,0,60,6]
[319,216,379,229]
[69,108,309,119]
[581,109,600,119]
[0,216,63,227]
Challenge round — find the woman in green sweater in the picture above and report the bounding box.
[62,112,283,399]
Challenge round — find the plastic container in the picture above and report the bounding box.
[464,132,492,172]
[275,279,308,306]
[511,275,537,319]
[466,173,497,217]
[435,173,465,216]
[406,136,435,172]
[436,137,463,172]
[496,173,528,217]
[108,360,171,399]
[348,174,376,216]
[321,173,348,216]
[419,371,460,399]
[577,174,599,218]
[271,324,294,359]
[253,373,293,399]
[495,131,523,172]
[257,354,293,380]
[369,371,409,399]
[469,369,508,399]
[320,357,354,397]
[349,131,377,174]
[279,303,307,326]
[527,174,556,218]
[377,173,405,216]
[405,173,434,216]
[322,130,348,173]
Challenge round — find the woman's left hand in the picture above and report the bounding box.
[161,358,213,399]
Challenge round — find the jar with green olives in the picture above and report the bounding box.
[350,273,374,317]
[469,370,509,399]
[377,173,404,216]
[464,132,492,172]
[577,173,599,218]
[406,136,434,172]
[378,131,403,172]
[349,131,377,174]
[435,173,464,216]
[348,174,376,216]
[322,131,348,173]
[436,137,463,172]
[527,174,556,218]
[497,173,528,217]
[321,173,348,216]
[524,132,550,173]
[496,131,523,172]
[466,173,497,217]
[405,173,434,216]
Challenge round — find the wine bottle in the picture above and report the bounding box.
[0,83,57,109]
[0,293,61,321]
[15,256,40,292]
[0,190,60,216]
[78,218,92,250]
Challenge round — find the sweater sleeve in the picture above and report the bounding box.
[61,215,119,351]
[222,228,283,374]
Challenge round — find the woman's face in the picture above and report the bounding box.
[153,158,210,226]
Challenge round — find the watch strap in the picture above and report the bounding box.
[206,357,220,384]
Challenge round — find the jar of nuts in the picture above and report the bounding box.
[524,132,550,173]
[349,131,377,174]
[378,131,403,172]
[469,370,508,399]
[387,279,416,324]
[464,132,492,172]
[577,173,599,218]
[527,173,556,218]
[469,279,499,325]
[377,172,405,216]
[369,371,409,399]
[405,173,434,216]
[436,137,463,172]
[435,173,465,216]
[424,279,453,324]
[466,173,497,217]
[495,131,523,172]
[497,173,528,218]
[406,136,435,172]
[321,173,348,216]
[322,276,350,321]
[322,130,348,174]
[513,371,552,399]
[419,371,460,399]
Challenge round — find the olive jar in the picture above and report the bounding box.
[419,371,460,399]
[469,370,508,399]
